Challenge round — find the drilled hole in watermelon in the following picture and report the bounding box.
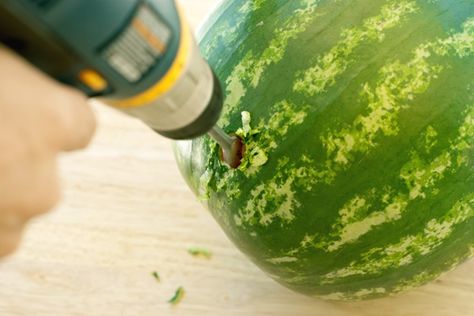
[218,136,245,169]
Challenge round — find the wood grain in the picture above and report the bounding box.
[0,1,472,315]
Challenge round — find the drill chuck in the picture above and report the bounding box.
[156,68,223,139]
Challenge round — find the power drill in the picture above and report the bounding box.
[0,0,243,166]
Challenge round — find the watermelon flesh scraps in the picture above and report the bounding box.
[174,0,474,300]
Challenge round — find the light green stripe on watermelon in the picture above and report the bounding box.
[234,155,320,226]
[316,287,387,301]
[321,193,474,284]
[288,103,473,253]
[422,125,438,154]
[318,245,472,300]
[319,17,473,182]
[220,0,322,126]
[451,100,474,166]
[432,17,474,57]
[238,0,265,14]
[321,51,442,166]
[293,0,418,96]
[267,256,299,265]
[319,246,472,300]
[322,194,408,252]
[237,101,309,175]
[235,148,311,227]
[390,241,474,295]
[392,270,442,294]
[200,0,265,60]
[401,151,451,200]
[248,1,323,88]
[392,263,454,294]
[401,103,473,198]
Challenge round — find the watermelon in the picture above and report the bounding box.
[174,0,474,300]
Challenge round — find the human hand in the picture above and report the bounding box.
[0,46,96,257]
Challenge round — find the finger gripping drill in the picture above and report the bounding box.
[0,0,242,166]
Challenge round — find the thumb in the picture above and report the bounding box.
[48,84,97,152]
[0,46,96,152]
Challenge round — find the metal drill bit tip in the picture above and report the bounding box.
[208,126,245,168]
[208,126,234,153]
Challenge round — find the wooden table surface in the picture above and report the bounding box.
[0,1,472,315]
